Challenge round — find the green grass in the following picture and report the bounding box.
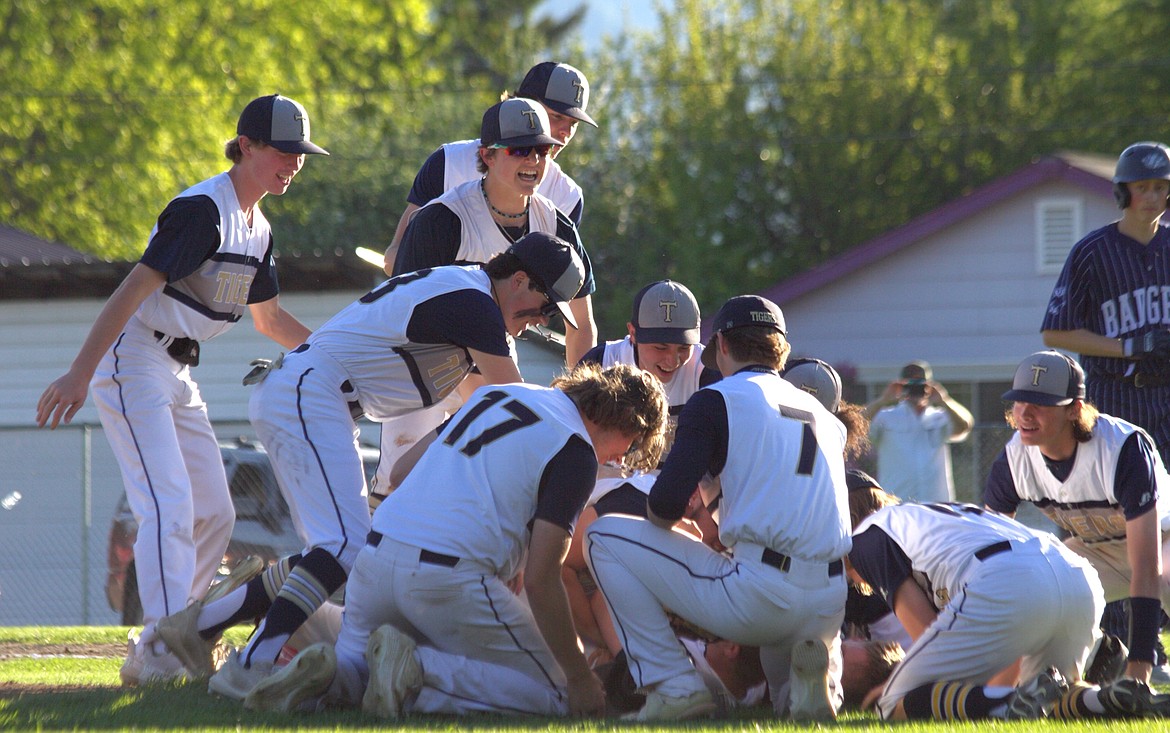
[0,626,1162,731]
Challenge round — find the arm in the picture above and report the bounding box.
[890,576,939,643]
[382,202,421,277]
[248,297,312,350]
[563,296,597,367]
[928,381,974,442]
[525,518,605,716]
[1123,508,1163,681]
[467,350,524,386]
[1042,328,1126,358]
[36,263,166,428]
[864,380,902,420]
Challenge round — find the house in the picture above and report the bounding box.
[755,152,1119,500]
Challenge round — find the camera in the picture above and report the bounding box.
[903,381,928,398]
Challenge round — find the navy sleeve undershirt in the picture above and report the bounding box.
[393,204,463,276]
[406,147,446,207]
[404,288,511,357]
[535,435,599,533]
[648,388,728,521]
[1114,432,1160,520]
[140,195,220,281]
[848,524,915,612]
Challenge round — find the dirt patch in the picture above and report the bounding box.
[0,641,125,660]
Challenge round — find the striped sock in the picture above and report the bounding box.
[902,681,1010,720]
[197,554,301,638]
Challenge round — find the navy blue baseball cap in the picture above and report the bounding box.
[506,232,585,330]
[700,295,786,369]
[1002,350,1085,406]
[517,62,598,127]
[237,94,329,155]
[481,99,560,148]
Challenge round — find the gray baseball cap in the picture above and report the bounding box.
[237,94,329,155]
[782,357,842,413]
[1002,350,1086,406]
[517,62,598,127]
[506,232,585,330]
[631,280,701,345]
[700,295,787,369]
[481,98,560,148]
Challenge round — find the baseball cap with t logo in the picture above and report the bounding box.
[1002,350,1086,406]
[481,98,561,148]
[631,280,701,345]
[237,94,329,155]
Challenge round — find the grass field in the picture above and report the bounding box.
[0,626,1163,731]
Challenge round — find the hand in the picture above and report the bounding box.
[1123,330,1170,360]
[565,668,606,717]
[36,370,91,429]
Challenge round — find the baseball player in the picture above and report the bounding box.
[1042,141,1170,465]
[847,484,1112,721]
[382,61,597,273]
[242,364,669,718]
[585,295,853,722]
[782,357,871,462]
[366,97,598,508]
[35,94,327,685]
[156,233,586,701]
[984,350,1170,694]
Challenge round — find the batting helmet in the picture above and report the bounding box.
[1112,141,1170,208]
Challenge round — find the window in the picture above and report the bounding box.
[1036,198,1082,275]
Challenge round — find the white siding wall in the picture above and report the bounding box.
[780,181,1119,384]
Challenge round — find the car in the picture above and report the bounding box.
[106,435,380,625]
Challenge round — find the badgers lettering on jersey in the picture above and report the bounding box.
[1099,286,1170,337]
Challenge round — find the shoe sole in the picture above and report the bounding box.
[363,626,420,719]
[1007,669,1067,719]
[245,644,336,712]
[205,555,265,604]
[156,605,214,678]
[789,639,835,722]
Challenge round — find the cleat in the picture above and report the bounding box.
[205,555,264,604]
[1084,633,1128,686]
[1098,677,1170,717]
[789,638,835,721]
[156,603,214,677]
[362,625,423,719]
[208,648,274,700]
[245,643,336,712]
[621,689,717,721]
[119,630,186,686]
[1005,666,1068,719]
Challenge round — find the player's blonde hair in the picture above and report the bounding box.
[1004,399,1099,443]
[553,362,668,472]
[842,640,904,709]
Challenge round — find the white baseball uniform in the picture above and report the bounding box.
[249,265,513,573]
[585,367,852,714]
[327,382,600,715]
[849,502,1104,719]
[92,171,281,628]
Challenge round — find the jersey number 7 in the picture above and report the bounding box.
[443,390,541,456]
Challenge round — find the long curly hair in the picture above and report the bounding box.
[552,363,669,472]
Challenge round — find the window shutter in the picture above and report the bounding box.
[1035,198,1082,274]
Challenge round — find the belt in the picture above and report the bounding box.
[975,540,1012,561]
[367,531,460,567]
[761,547,843,577]
[1123,373,1170,389]
[155,330,200,367]
[340,379,364,419]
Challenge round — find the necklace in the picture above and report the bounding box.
[481,178,528,219]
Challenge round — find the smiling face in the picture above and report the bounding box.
[484,146,549,198]
[245,139,305,196]
[542,106,580,158]
[497,273,555,337]
[1010,401,1077,459]
[628,325,695,384]
[589,427,640,465]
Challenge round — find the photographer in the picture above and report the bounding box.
[865,361,973,503]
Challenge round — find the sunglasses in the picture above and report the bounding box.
[498,144,554,158]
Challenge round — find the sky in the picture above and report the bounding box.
[535,0,664,48]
